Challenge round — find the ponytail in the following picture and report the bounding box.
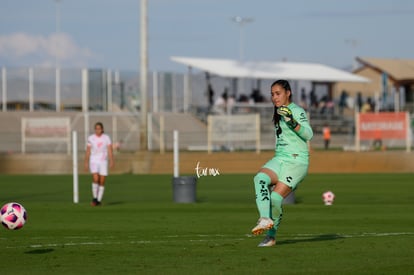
[273,106,282,138]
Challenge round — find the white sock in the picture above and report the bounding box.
[97,186,105,202]
[92,183,99,199]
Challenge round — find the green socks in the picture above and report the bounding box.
[254,172,271,218]
[254,172,285,238]
[267,191,284,238]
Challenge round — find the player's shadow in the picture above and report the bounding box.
[24,248,55,254]
[277,234,344,245]
[105,201,125,206]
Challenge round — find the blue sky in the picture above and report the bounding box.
[1,0,413,71]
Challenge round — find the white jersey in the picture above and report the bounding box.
[87,134,112,162]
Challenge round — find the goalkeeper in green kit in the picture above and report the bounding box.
[252,79,313,247]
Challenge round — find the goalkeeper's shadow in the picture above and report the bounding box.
[277,234,344,245]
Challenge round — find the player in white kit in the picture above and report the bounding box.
[84,122,114,206]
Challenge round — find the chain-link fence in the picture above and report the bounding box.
[0,67,412,154]
[0,67,280,114]
[0,112,141,154]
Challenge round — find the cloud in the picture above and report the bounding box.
[0,32,94,67]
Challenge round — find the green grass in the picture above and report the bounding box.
[0,173,413,274]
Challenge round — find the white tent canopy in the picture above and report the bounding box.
[171,56,369,83]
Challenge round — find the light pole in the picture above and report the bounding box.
[140,0,148,150]
[231,16,254,61]
[55,0,61,112]
[345,38,359,70]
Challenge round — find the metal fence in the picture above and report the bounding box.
[0,67,413,154]
[0,109,412,154]
[0,67,195,113]
[0,112,141,154]
[0,67,283,114]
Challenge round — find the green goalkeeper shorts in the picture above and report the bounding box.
[262,156,309,190]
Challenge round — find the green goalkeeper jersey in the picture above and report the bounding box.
[275,102,313,162]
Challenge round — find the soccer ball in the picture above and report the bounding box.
[322,191,335,206]
[0,202,27,230]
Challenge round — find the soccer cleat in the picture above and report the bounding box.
[95,201,102,206]
[258,235,276,247]
[91,198,98,206]
[251,218,274,236]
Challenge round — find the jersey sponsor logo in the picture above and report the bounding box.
[299,112,307,122]
[259,180,270,201]
[286,176,292,183]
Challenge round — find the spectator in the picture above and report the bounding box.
[356,92,363,112]
[326,97,335,114]
[367,97,375,112]
[322,123,331,150]
[250,88,265,103]
[205,72,214,109]
[207,84,215,109]
[213,89,228,114]
[339,90,348,115]
[238,94,249,103]
[310,90,317,108]
[237,94,251,113]
[227,93,236,113]
[361,100,372,113]
[300,88,308,110]
[319,95,328,114]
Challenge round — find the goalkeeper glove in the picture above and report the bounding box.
[277,106,299,129]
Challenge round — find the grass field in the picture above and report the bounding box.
[0,173,413,274]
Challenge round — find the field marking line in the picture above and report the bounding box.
[28,242,107,248]
[4,232,413,249]
[166,234,228,238]
[290,232,414,237]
